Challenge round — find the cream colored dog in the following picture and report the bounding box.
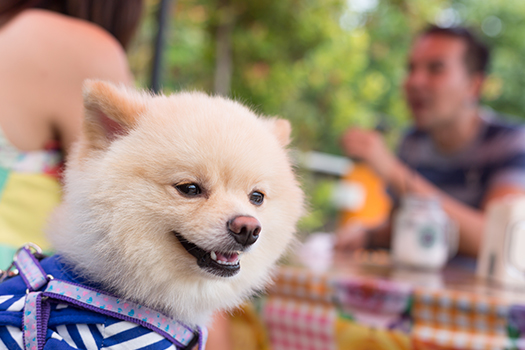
[48,81,304,328]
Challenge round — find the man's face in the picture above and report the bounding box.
[403,34,479,130]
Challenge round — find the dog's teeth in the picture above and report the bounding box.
[210,251,240,266]
[216,260,239,266]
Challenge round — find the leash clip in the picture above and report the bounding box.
[0,262,18,283]
[12,243,44,264]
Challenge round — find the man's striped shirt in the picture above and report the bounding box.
[398,111,525,209]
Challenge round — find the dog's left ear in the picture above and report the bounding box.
[81,80,148,152]
[265,118,292,147]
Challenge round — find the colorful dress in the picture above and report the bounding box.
[0,127,63,268]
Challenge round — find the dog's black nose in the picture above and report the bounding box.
[228,216,261,247]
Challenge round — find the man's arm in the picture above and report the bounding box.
[340,128,525,257]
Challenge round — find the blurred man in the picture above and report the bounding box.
[337,26,525,257]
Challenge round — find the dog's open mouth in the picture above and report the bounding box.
[173,231,240,277]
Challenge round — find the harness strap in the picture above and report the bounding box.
[43,279,200,348]
[23,292,50,350]
[14,247,48,291]
[13,246,206,350]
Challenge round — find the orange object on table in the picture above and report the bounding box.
[338,162,392,229]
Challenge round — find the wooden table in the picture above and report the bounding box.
[259,244,525,350]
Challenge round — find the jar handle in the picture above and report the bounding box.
[446,219,459,259]
[504,221,525,275]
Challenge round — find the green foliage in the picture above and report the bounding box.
[129,0,525,233]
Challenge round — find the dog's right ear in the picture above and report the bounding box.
[81,80,147,152]
[265,118,292,147]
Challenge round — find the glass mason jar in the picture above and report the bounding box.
[391,194,458,270]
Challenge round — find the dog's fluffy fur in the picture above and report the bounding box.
[48,81,304,327]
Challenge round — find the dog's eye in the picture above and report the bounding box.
[175,183,202,196]
[249,191,264,205]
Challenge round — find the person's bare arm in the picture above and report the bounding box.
[36,10,134,157]
[341,128,525,257]
[205,311,233,350]
[53,35,133,156]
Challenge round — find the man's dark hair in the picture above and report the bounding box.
[421,25,490,75]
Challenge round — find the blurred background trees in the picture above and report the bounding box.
[128,0,525,233]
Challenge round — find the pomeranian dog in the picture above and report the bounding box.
[0,81,304,349]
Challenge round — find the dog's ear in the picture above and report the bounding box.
[82,80,147,151]
[265,118,292,147]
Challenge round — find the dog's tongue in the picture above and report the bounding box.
[216,252,239,263]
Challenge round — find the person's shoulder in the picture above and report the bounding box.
[9,9,129,80]
[481,110,525,140]
[11,9,122,51]
[480,110,525,156]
